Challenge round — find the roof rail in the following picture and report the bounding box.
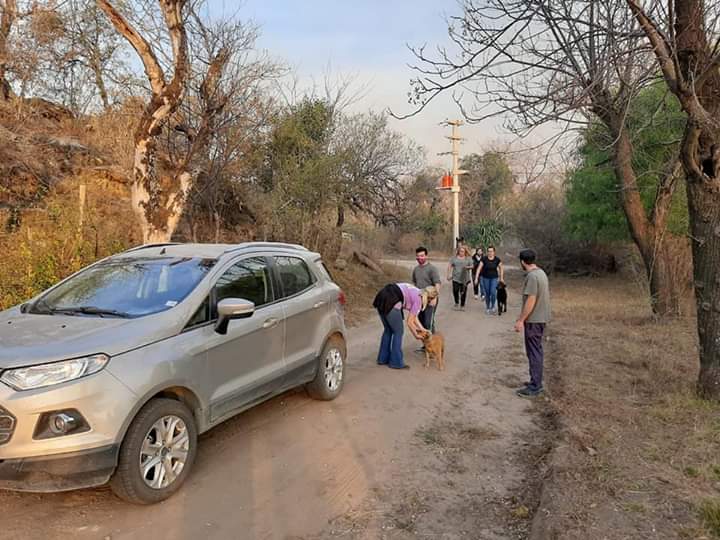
[224,242,309,254]
[123,242,181,254]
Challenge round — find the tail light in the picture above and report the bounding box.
[337,290,347,306]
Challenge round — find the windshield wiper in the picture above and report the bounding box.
[52,306,132,318]
[29,297,57,315]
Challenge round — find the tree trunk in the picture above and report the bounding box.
[612,127,680,316]
[90,54,110,110]
[132,137,190,243]
[645,241,678,316]
[674,0,720,398]
[0,0,16,100]
[686,172,720,398]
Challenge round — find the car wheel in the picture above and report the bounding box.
[306,335,346,400]
[110,398,198,504]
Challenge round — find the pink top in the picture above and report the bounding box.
[394,283,422,316]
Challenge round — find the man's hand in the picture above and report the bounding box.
[514,319,524,333]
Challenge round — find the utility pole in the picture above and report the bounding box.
[439,120,466,250]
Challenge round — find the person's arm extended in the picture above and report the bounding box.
[499,262,505,282]
[432,267,442,293]
[407,313,425,338]
[446,262,453,281]
[514,295,537,332]
[474,262,483,284]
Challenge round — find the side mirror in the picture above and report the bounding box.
[214,298,255,335]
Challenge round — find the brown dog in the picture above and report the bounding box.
[419,329,445,371]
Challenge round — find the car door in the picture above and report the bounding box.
[202,256,286,422]
[273,255,330,385]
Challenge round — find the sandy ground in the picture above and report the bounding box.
[2,269,539,540]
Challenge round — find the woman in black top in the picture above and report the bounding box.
[471,247,484,299]
[473,246,504,314]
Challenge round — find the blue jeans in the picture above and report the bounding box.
[481,277,498,310]
[377,308,405,368]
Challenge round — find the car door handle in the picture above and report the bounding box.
[262,317,279,329]
[313,301,326,309]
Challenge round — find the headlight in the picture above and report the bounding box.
[0,354,110,391]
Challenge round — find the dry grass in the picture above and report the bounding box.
[327,261,407,327]
[538,274,720,539]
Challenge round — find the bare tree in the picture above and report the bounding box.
[176,17,280,241]
[401,0,683,316]
[627,0,720,398]
[333,111,423,228]
[97,0,192,243]
[60,0,136,112]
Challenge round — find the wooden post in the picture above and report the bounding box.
[78,182,87,234]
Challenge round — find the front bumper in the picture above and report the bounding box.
[0,444,118,492]
[0,370,136,460]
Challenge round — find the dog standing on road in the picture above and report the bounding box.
[419,329,445,371]
[496,281,508,315]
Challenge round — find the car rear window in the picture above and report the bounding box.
[274,256,315,297]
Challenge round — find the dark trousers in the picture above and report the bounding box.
[452,281,468,307]
[419,302,436,332]
[377,308,405,368]
[524,322,546,390]
[472,278,480,296]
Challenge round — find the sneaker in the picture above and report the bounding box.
[460,306,466,311]
[474,294,479,299]
[390,364,410,370]
[414,347,425,354]
[516,386,544,398]
[453,304,460,310]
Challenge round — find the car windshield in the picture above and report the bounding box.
[30,256,215,318]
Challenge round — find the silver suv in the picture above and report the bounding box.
[0,242,347,504]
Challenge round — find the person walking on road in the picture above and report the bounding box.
[474,246,504,314]
[412,246,442,333]
[514,249,551,398]
[373,283,435,370]
[471,247,484,299]
[447,246,473,310]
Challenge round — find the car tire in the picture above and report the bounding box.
[306,335,347,401]
[110,398,198,505]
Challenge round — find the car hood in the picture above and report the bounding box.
[0,307,178,369]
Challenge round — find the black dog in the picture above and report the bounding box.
[496,281,507,315]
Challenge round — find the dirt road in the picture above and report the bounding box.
[2,274,540,540]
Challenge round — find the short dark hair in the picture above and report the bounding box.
[519,249,536,264]
[416,246,428,255]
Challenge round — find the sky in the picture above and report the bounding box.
[206,0,512,167]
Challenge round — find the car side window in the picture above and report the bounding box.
[215,257,273,310]
[274,256,315,298]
